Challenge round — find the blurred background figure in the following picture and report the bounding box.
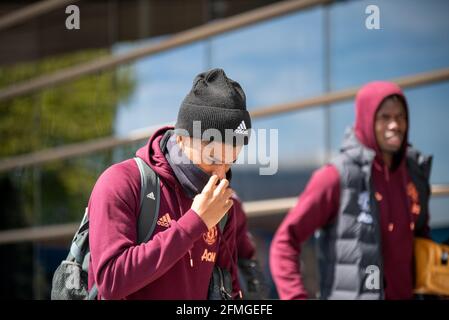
[0,0,448,299]
[270,81,432,300]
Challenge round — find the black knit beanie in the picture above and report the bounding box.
[175,68,251,145]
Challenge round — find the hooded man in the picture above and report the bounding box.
[270,81,432,300]
[87,68,256,299]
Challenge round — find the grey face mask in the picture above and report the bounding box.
[164,133,232,199]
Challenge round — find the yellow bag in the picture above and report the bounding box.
[414,237,449,296]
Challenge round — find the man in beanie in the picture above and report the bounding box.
[87,68,258,299]
[270,81,432,300]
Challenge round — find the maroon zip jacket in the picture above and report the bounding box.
[87,126,254,299]
[270,82,430,300]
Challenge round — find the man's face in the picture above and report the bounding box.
[177,136,242,180]
[374,97,407,155]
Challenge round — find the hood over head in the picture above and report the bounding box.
[354,81,409,168]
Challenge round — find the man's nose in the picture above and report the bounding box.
[388,119,399,130]
[213,164,228,180]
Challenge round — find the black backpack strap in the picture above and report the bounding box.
[87,158,160,300]
[218,213,228,233]
[69,208,90,265]
[134,157,160,244]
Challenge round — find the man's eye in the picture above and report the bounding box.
[206,156,219,164]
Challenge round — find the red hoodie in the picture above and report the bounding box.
[87,126,254,299]
[270,82,430,300]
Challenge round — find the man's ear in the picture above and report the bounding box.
[177,135,194,156]
[176,135,185,149]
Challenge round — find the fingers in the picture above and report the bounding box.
[214,178,229,195]
[203,175,219,194]
[224,199,234,211]
[223,187,234,200]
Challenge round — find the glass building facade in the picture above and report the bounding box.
[1,0,448,299]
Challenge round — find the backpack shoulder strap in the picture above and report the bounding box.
[218,212,228,233]
[68,208,90,264]
[134,157,160,244]
[87,158,160,300]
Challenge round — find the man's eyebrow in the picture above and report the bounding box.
[208,155,224,162]
[208,154,236,164]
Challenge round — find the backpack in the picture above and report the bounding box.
[51,157,160,300]
[51,156,229,300]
